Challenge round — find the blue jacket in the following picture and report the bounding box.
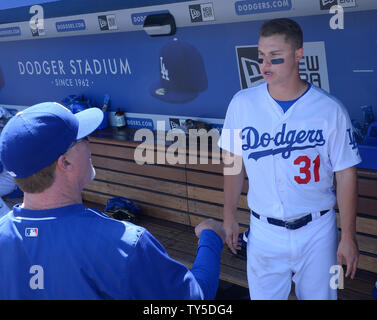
[0,204,223,299]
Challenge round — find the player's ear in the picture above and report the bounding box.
[295,47,304,62]
[56,154,73,172]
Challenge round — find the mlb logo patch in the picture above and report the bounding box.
[25,228,38,237]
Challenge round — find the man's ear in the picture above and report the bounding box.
[295,47,304,62]
[57,154,73,172]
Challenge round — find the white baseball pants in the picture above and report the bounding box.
[246,209,338,300]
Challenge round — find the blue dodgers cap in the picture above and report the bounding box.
[0,102,103,178]
[150,38,208,104]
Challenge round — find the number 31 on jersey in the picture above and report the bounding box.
[294,155,320,184]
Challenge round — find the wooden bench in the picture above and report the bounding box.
[83,129,377,299]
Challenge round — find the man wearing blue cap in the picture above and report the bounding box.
[0,102,225,299]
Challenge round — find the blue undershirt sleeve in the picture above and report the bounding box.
[191,229,224,299]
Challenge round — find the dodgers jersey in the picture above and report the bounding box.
[219,82,361,220]
[0,204,223,299]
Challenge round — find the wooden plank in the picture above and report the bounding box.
[186,163,224,174]
[187,200,250,226]
[84,180,188,212]
[187,185,249,209]
[94,168,187,197]
[357,168,377,179]
[219,264,248,288]
[357,197,377,217]
[138,220,184,244]
[82,191,108,208]
[137,204,190,226]
[186,170,249,194]
[356,216,377,236]
[358,254,377,274]
[338,289,374,300]
[92,155,187,182]
[342,273,376,298]
[336,213,377,236]
[186,171,223,189]
[186,153,223,165]
[90,143,135,160]
[91,139,188,166]
[89,136,139,148]
[134,145,187,168]
[91,136,193,168]
[356,235,377,255]
[358,178,377,198]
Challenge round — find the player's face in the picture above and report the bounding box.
[258,34,303,87]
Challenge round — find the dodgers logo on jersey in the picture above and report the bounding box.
[346,128,357,150]
[242,123,326,160]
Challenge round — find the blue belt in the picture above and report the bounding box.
[251,210,330,230]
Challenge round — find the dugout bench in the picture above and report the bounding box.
[83,128,377,300]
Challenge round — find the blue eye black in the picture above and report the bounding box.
[257,58,284,65]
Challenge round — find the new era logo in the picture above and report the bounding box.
[169,118,181,130]
[189,3,215,23]
[98,15,117,31]
[30,26,45,37]
[190,8,201,20]
[236,46,264,89]
[25,228,38,237]
[98,16,108,30]
[320,0,356,10]
[320,0,337,10]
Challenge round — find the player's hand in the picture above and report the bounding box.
[223,215,240,254]
[195,218,226,244]
[337,236,359,279]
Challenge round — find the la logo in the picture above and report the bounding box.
[160,57,169,81]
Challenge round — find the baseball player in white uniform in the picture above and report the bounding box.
[219,18,361,300]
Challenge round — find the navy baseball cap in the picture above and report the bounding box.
[150,38,208,104]
[0,102,103,178]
